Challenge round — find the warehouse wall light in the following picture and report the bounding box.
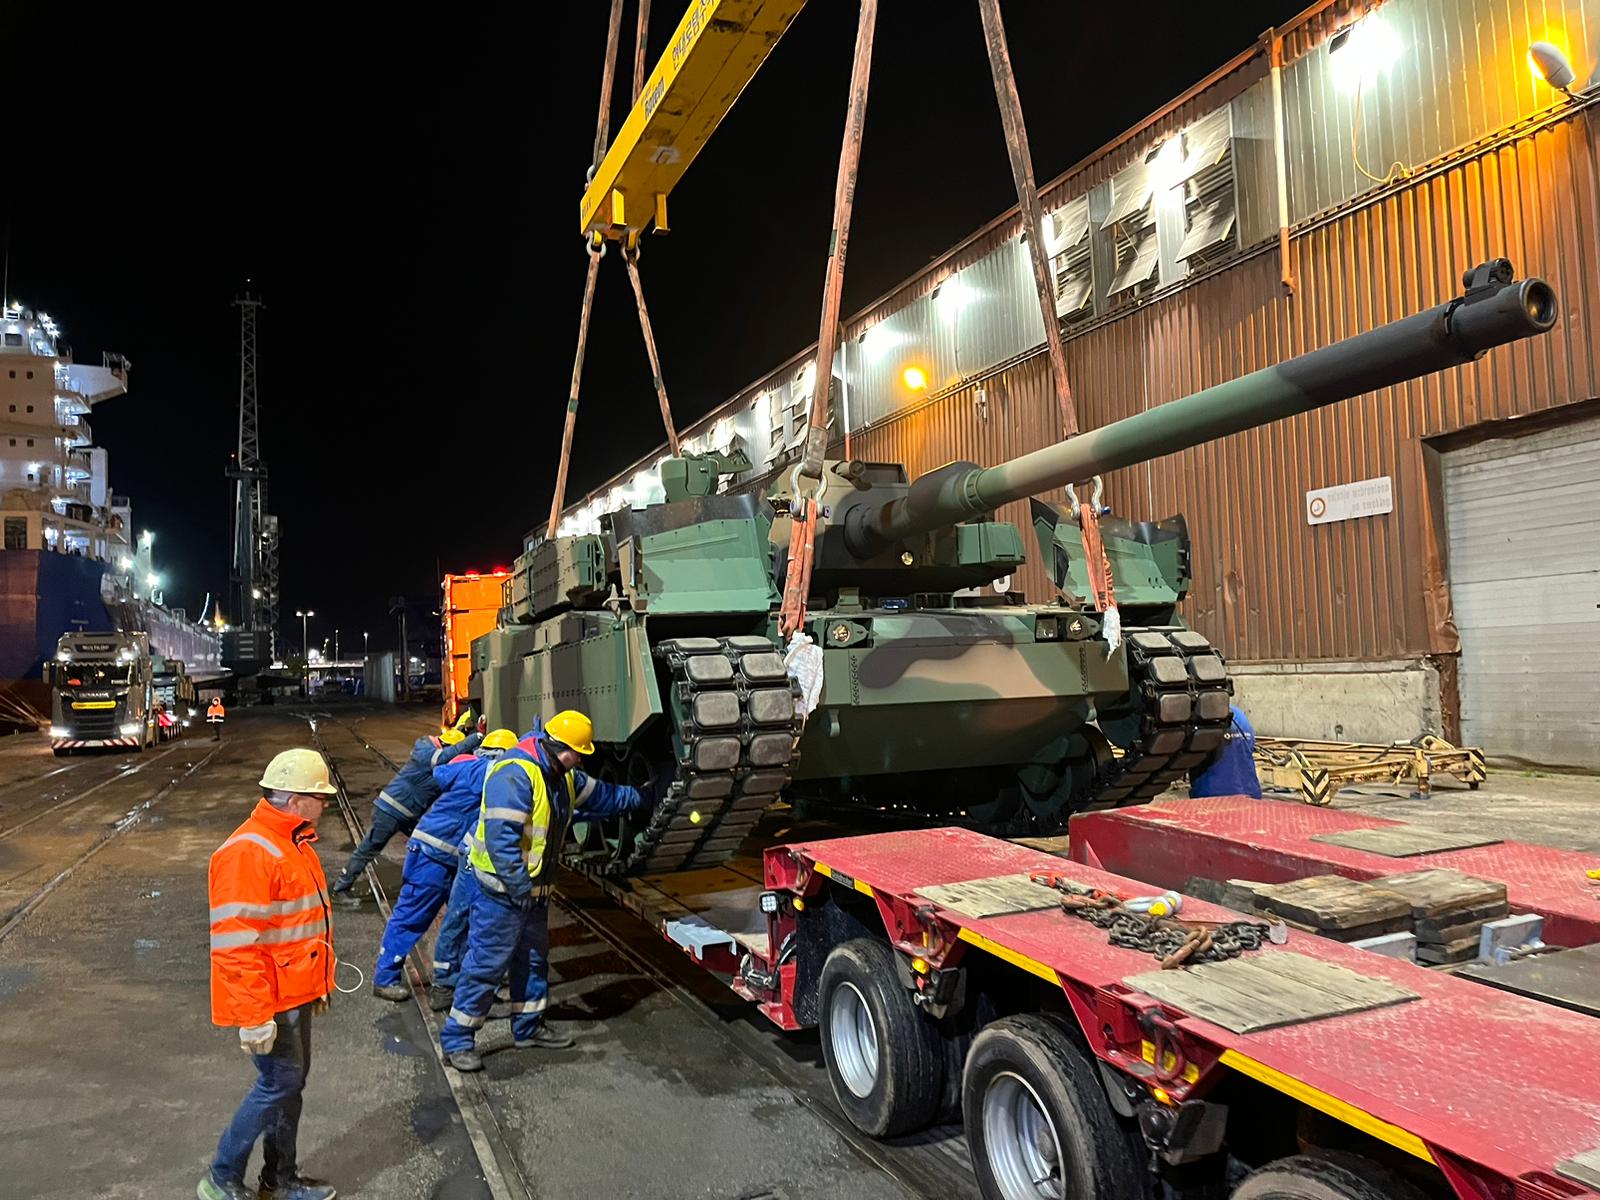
[1529,41,1577,93]
[902,365,928,392]
[1328,13,1403,95]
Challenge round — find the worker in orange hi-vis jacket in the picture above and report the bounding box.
[200,749,340,1200]
[207,696,226,741]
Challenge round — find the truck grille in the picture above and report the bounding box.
[71,710,118,738]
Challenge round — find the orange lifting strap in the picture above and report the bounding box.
[547,0,681,541]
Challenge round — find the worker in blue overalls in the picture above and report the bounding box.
[371,728,519,1001]
[439,711,652,1072]
[1190,704,1263,798]
[329,727,481,903]
[427,719,545,1012]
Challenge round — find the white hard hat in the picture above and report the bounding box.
[258,748,339,796]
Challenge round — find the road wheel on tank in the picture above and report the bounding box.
[964,1013,1145,1200]
[818,937,944,1137]
[1233,1154,1430,1200]
[572,747,654,861]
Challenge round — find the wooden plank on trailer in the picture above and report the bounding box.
[1370,868,1507,917]
[1125,952,1419,1034]
[915,874,1064,918]
[1010,835,1073,856]
[1415,900,1510,939]
[1459,945,1600,1018]
[1252,875,1411,932]
[1559,1149,1600,1192]
[1311,826,1501,857]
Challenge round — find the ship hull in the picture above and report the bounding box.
[0,551,114,727]
[0,550,222,729]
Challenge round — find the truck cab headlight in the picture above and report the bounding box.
[49,726,68,739]
[121,721,143,736]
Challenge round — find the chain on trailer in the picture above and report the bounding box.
[595,636,803,876]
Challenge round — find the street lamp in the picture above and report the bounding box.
[295,609,315,694]
[363,631,369,661]
[334,628,340,662]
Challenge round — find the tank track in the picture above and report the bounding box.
[605,635,802,876]
[1088,627,1234,807]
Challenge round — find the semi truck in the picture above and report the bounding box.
[46,631,158,753]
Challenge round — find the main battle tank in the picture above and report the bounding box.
[473,260,1556,875]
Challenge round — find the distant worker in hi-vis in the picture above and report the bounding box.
[207,696,226,741]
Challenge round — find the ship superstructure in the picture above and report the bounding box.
[0,301,220,727]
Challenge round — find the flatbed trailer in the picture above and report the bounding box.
[571,819,1600,1200]
[1072,796,1600,948]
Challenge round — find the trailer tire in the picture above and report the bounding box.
[964,1013,1144,1200]
[1233,1153,1430,1200]
[818,937,944,1137]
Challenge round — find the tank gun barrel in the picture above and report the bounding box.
[849,260,1557,555]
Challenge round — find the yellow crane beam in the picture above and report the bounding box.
[579,0,807,241]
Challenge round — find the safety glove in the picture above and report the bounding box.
[240,1021,277,1055]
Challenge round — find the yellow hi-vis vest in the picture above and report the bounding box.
[467,756,576,892]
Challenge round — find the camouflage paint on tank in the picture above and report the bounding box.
[790,606,1124,779]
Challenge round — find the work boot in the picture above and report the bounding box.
[428,985,454,1013]
[257,1176,337,1200]
[445,1048,483,1072]
[514,1023,575,1050]
[372,982,410,1002]
[197,1178,254,1200]
[328,884,364,909]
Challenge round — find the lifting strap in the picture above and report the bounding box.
[632,0,652,106]
[779,0,879,640]
[622,244,681,458]
[1073,478,1120,650]
[547,0,682,538]
[546,241,605,540]
[547,0,626,541]
[978,0,1079,439]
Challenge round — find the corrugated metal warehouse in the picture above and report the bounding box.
[559,0,1600,768]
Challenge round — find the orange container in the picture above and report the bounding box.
[440,571,508,729]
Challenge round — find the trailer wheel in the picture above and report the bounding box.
[964,1014,1144,1200]
[1233,1153,1430,1200]
[818,937,944,1137]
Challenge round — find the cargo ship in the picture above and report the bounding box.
[0,301,221,729]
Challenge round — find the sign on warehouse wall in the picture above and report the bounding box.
[1305,476,1393,526]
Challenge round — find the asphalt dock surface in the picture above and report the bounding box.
[0,702,915,1200]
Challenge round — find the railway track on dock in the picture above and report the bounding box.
[0,740,217,943]
[304,713,529,1200]
[314,710,964,1199]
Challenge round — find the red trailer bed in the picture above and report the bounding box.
[1069,796,1600,947]
[774,827,1600,1198]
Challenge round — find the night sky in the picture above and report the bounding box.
[4,1,1300,655]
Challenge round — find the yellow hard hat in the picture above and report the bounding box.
[440,728,466,746]
[481,728,518,751]
[259,748,338,796]
[544,710,596,756]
